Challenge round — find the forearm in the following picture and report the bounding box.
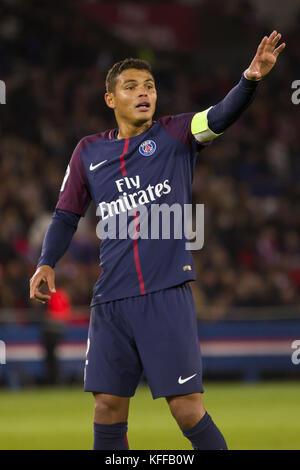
[37,209,80,269]
[208,73,261,134]
[191,72,261,142]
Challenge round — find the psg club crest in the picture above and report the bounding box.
[139,140,156,156]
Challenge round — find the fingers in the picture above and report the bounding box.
[29,268,56,304]
[29,275,40,301]
[263,31,278,53]
[274,42,286,57]
[268,30,286,56]
[30,276,47,304]
[267,30,286,50]
[257,30,286,57]
[268,30,278,43]
[34,293,51,304]
[256,36,268,56]
[271,32,281,47]
[30,280,50,304]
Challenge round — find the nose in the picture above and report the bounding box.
[137,85,149,96]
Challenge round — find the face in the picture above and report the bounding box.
[105,68,157,126]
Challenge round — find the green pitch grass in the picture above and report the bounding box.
[0,381,299,450]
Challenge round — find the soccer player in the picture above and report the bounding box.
[30,31,285,450]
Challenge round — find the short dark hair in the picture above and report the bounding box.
[105,58,153,93]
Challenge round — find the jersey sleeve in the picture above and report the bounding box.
[161,73,261,147]
[191,72,261,143]
[158,113,197,147]
[56,139,91,216]
[191,107,223,143]
[159,112,214,149]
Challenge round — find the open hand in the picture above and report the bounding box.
[245,30,286,81]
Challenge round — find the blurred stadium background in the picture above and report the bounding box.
[0,0,300,450]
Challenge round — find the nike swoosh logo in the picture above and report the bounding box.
[89,160,107,171]
[178,374,197,384]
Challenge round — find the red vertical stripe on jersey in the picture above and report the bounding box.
[133,210,146,295]
[118,139,146,295]
[120,138,129,176]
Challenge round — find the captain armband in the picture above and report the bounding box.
[191,107,223,143]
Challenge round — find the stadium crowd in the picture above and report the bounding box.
[0,0,299,319]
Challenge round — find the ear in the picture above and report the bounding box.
[104,92,115,109]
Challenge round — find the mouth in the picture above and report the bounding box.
[135,102,151,112]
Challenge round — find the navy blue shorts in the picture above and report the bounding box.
[84,282,203,399]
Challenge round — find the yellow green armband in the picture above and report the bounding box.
[191,107,223,143]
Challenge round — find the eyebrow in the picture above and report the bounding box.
[122,78,155,85]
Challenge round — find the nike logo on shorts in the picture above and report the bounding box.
[178,373,197,384]
[90,160,107,171]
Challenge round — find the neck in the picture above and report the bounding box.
[117,119,153,139]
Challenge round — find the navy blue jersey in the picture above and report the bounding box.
[56,113,209,304]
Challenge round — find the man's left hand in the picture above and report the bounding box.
[245,30,286,81]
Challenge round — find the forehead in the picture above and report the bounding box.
[116,68,154,86]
